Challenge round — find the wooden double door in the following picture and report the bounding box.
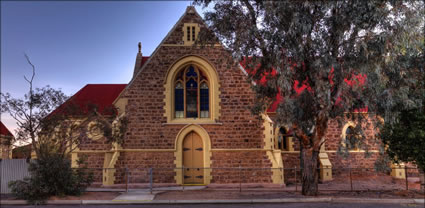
[183,132,204,184]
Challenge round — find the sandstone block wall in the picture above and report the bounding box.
[211,151,273,183]
[78,153,105,183]
[78,136,112,151]
[282,116,383,181]
[113,152,175,184]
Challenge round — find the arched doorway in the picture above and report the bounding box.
[183,131,204,184]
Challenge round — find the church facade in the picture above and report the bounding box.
[69,7,399,186]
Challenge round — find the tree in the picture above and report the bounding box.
[381,107,425,173]
[0,54,91,159]
[0,54,118,159]
[194,0,425,195]
[0,55,99,203]
[1,55,126,203]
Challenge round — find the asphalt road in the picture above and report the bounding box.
[0,203,422,208]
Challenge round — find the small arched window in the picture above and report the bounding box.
[344,125,361,150]
[174,65,210,119]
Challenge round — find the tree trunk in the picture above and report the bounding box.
[293,112,328,196]
[300,145,320,196]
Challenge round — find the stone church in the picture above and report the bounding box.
[65,6,397,186]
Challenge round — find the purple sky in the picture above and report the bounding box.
[1,1,208,139]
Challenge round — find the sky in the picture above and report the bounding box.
[1,1,208,140]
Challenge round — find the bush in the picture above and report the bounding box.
[8,154,93,204]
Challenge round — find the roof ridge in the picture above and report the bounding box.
[85,84,127,85]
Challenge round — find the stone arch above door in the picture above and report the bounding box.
[174,124,212,184]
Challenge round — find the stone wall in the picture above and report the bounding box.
[122,45,264,150]
[211,151,273,183]
[325,116,380,151]
[78,153,105,183]
[78,136,112,151]
[281,116,383,181]
[113,152,176,184]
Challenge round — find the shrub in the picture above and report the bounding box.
[9,154,93,204]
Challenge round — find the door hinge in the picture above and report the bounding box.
[195,175,203,179]
[195,147,203,151]
[183,148,190,151]
[184,175,191,179]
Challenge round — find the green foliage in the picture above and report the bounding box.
[8,155,93,204]
[374,148,392,174]
[195,0,424,129]
[381,108,425,172]
[195,0,424,195]
[101,115,128,145]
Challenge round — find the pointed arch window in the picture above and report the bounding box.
[174,65,210,119]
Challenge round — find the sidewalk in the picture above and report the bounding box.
[1,185,424,205]
[1,197,424,205]
[0,186,425,205]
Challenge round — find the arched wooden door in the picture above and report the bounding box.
[183,131,204,184]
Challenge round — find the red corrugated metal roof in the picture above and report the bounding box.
[141,56,149,66]
[239,58,368,113]
[49,55,150,117]
[51,84,127,116]
[0,121,13,137]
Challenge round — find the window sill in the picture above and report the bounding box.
[163,119,222,125]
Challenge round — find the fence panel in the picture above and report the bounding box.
[0,159,31,194]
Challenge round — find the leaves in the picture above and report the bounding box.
[196,0,424,194]
[1,55,110,159]
[196,0,424,144]
[381,107,425,172]
[9,155,93,204]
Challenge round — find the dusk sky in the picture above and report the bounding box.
[1,1,207,138]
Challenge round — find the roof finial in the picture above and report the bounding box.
[187,6,195,14]
[138,42,141,53]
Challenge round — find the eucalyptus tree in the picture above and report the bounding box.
[381,106,425,174]
[194,0,425,195]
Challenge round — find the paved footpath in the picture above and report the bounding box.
[1,186,424,207]
[0,203,423,208]
[1,198,424,207]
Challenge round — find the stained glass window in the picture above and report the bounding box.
[186,78,198,118]
[200,82,209,118]
[186,66,197,77]
[175,82,184,118]
[174,65,210,119]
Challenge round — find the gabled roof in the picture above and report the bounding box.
[126,6,207,92]
[51,84,127,116]
[0,121,13,137]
